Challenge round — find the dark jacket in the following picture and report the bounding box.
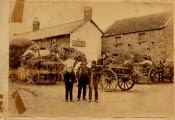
[76,65,91,79]
[76,65,91,85]
[64,71,76,85]
[91,67,101,82]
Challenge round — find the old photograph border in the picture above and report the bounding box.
[0,0,175,120]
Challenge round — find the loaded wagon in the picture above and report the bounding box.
[9,45,86,85]
[16,58,64,85]
[133,60,174,83]
[25,59,64,85]
[148,61,174,83]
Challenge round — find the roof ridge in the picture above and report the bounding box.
[41,19,85,30]
[162,16,173,27]
[15,19,85,35]
[104,12,171,35]
[70,19,103,34]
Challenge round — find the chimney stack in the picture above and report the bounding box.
[33,17,40,31]
[84,7,92,21]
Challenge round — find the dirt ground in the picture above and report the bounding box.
[8,80,174,118]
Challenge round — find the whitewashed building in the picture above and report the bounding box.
[14,7,103,62]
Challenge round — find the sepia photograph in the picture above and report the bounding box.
[7,0,174,118]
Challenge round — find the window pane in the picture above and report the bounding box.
[115,36,123,45]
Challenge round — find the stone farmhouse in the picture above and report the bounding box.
[102,12,173,63]
[14,7,173,64]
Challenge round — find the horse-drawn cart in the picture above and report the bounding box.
[97,64,136,92]
[133,61,174,83]
[17,58,64,85]
[9,45,87,85]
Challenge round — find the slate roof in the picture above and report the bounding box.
[103,12,172,37]
[14,19,103,41]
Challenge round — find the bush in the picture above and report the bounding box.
[9,42,31,69]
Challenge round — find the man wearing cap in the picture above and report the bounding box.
[76,61,91,101]
[89,60,100,103]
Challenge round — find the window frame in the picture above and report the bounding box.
[114,36,123,46]
[137,32,146,45]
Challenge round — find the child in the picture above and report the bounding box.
[64,65,76,102]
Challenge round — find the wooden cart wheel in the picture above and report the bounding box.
[118,75,135,91]
[48,73,57,85]
[27,68,39,85]
[100,68,118,92]
[148,68,159,83]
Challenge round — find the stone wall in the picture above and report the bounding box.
[102,21,173,63]
[34,35,70,51]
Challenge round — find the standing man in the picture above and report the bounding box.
[157,60,165,82]
[64,65,76,102]
[76,61,91,101]
[89,61,100,103]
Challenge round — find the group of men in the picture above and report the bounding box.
[64,60,100,103]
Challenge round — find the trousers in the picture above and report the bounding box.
[77,83,87,99]
[89,82,98,101]
[65,84,73,100]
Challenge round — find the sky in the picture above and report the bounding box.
[10,1,173,37]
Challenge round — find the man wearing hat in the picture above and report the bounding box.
[89,60,100,103]
[76,60,91,101]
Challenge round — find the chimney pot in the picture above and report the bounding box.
[84,7,92,21]
[33,17,40,31]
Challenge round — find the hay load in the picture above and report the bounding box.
[10,43,86,84]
